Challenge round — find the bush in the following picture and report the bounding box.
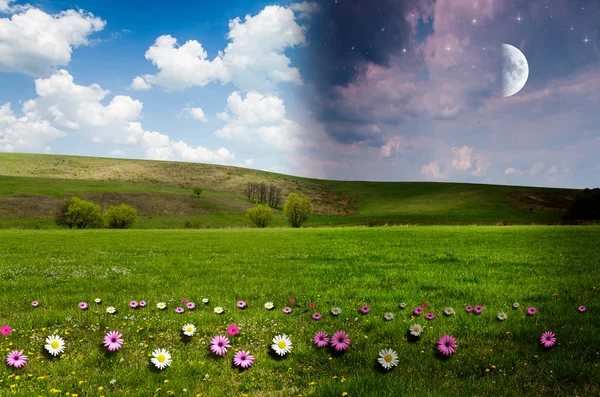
[105,203,138,229]
[64,197,103,229]
[193,187,203,198]
[246,203,272,228]
[55,200,75,229]
[564,188,600,220]
[283,193,313,228]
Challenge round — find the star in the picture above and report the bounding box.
[402,48,407,53]
[471,19,477,24]
[516,15,523,23]
[583,36,590,44]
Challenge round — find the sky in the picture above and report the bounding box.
[0,0,599,188]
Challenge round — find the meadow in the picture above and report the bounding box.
[1,226,599,396]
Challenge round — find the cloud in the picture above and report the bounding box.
[0,0,29,13]
[179,106,208,123]
[214,91,305,150]
[0,70,235,163]
[451,145,473,171]
[132,5,307,92]
[380,136,402,158]
[529,162,545,176]
[504,167,522,176]
[548,165,558,175]
[0,7,105,76]
[130,76,152,91]
[289,2,319,19]
[109,149,127,156]
[420,160,447,180]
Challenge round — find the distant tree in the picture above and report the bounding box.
[105,203,138,229]
[55,199,75,229]
[283,193,313,228]
[64,197,103,229]
[244,182,282,207]
[193,187,203,198]
[246,203,272,228]
[564,187,600,220]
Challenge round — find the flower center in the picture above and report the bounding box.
[278,341,287,349]
[157,354,166,363]
[51,341,59,349]
[384,354,393,363]
[186,328,192,332]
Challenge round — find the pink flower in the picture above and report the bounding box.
[6,350,27,368]
[313,331,329,348]
[437,335,457,356]
[103,331,123,352]
[312,312,322,320]
[526,307,537,316]
[309,302,315,308]
[227,324,239,336]
[413,307,423,316]
[540,331,556,348]
[233,350,254,369]
[282,307,292,314]
[31,301,39,307]
[181,298,188,303]
[237,301,247,309]
[465,305,473,312]
[289,298,295,303]
[186,302,196,310]
[421,303,429,308]
[174,307,184,314]
[425,313,436,320]
[139,301,147,307]
[129,301,138,309]
[578,305,586,313]
[79,302,88,310]
[1,325,12,336]
[360,305,371,314]
[209,335,230,356]
[330,331,351,352]
[474,305,484,314]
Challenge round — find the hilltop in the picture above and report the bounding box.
[0,153,580,228]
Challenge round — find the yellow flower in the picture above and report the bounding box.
[309,382,315,386]
[98,386,104,391]
[79,381,84,385]
[485,368,490,372]
[164,379,169,383]
[342,393,348,396]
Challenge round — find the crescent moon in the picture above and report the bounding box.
[501,44,529,97]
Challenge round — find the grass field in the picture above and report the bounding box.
[0,153,584,228]
[1,226,599,396]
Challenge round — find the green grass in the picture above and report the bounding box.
[1,226,598,396]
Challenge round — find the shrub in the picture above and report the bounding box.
[283,193,313,228]
[55,200,75,229]
[105,204,138,229]
[184,220,202,229]
[64,197,103,229]
[246,203,272,228]
[193,187,203,198]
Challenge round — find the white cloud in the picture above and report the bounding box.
[1,70,235,164]
[504,167,522,176]
[109,149,127,156]
[244,158,255,166]
[130,76,152,91]
[451,145,473,171]
[179,106,208,123]
[0,0,28,13]
[132,5,307,92]
[215,91,305,150]
[380,136,402,158]
[289,2,320,19]
[530,162,545,176]
[471,153,489,176]
[0,7,105,76]
[548,165,558,175]
[420,160,447,180]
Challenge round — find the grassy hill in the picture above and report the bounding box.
[0,153,582,229]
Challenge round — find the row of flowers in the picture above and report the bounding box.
[24,299,589,319]
[3,320,559,372]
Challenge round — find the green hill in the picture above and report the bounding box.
[0,153,581,229]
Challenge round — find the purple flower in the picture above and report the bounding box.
[237,301,247,309]
[31,301,39,307]
[425,313,436,320]
[209,335,230,356]
[312,312,322,320]
[474,305,484,314]
[437,335,457,356]
[413,307,423,316]
[139,301,147,307]
[282,307,292,314]
[174,307,185,314]
[233,350,254,368]
[578,305,586,313]
[129,301,138,309]
[103,331,123,352]
[313,332,329,348]
[526,307,537,316]
[465,306,473,312]
[78,302,88,310]
[330,331,351,352]
[186,302,196,310]
[540,331,556,348]
[360,305,371,314]
[6,350,28,368]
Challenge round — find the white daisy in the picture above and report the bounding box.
[443,307,455,316]
[513,302,520,308]
[44,335,65,356]
[264,302,274,310]
[94,298,101,304]
[497,312,508,321]
[409,323,423,337]
[106,306,116,314]
[202,298,209,304]
[331,307,342,315]
[399,302,407,308]
[182,323,196,336]
[271,334,292,356]
[157,302,167,310]
[151,348,171,370]
[377,348,399,370]
[383,312,394,321]
[214,306,224,314]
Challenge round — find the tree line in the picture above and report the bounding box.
[55,198,137,229]
[243,182,282,208]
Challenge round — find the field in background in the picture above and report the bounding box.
[0,153,582,229]
[0,226,598,396]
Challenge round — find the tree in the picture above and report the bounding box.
[64,197,103,229]
[55,199,75,229]
[105,203,138,229]
[246,203,272,228]
[243,182,282,207]
[193,187,203,198]
[564,187,600,220]
[283,193,313,228]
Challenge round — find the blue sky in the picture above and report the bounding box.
[1,0,599,188]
